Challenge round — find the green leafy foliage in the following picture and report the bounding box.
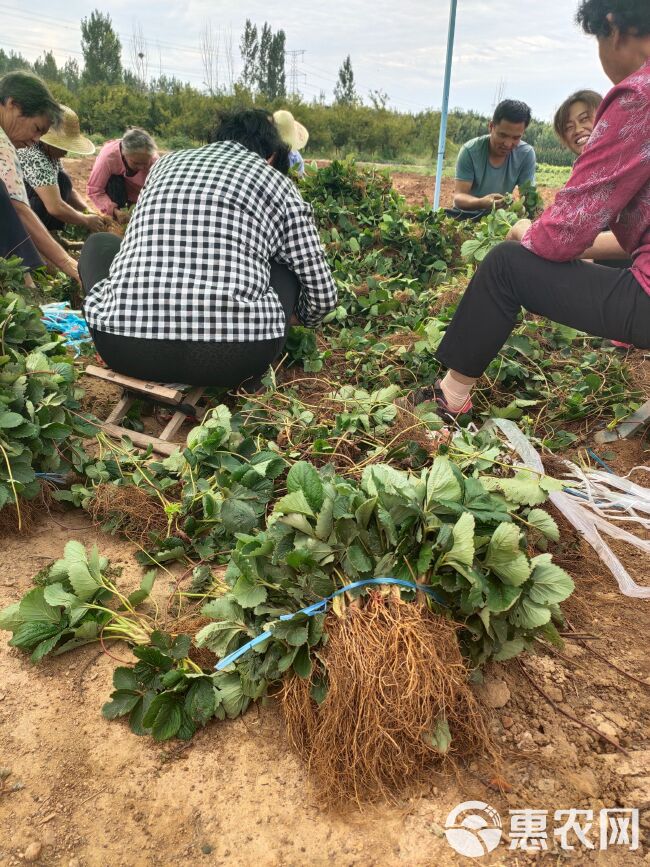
[0,159,619,749]
[57,406,288,564]
[197,456,574,699]
[0,285,94,514]
[0,542,120,661]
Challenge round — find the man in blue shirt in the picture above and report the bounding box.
[448,99,536,221]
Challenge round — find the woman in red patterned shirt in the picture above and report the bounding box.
[433,0,650,419]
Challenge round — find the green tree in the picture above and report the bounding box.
[334,56,357,106]
[0,49,30,75]
[368,89,389,111]
[239,19,258,92]
[81,10,123,86]
[78,84,147,136]
[33,51,60,83]
[267,31,286,101]
[257,23,272,97]
[61,58,81,92]
[329,104,355,154]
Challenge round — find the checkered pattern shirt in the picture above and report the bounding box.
[84,141,337,341]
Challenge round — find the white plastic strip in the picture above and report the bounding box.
[493,419,650,599]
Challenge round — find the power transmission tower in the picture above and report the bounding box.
[286,49,306,97]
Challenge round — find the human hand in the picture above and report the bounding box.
[63,255,80,285]
[85,213,107,232]
[479,193,506,208]
[506,219,532,243]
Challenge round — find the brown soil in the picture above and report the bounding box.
[1,424,650,865]
[0,156,641,865]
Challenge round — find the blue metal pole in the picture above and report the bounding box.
[433,0,458,210]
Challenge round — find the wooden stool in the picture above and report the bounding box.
[85,365,206,455]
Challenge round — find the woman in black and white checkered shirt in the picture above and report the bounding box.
[79,109,337,390]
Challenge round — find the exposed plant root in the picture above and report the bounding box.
[175,615,218,671]
[88,482,171,544]
[388,401,450,457]
[282,592,498,805]
[0,484,53,535]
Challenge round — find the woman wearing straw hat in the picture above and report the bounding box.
[273,110,309,177]
[18,105,106,233]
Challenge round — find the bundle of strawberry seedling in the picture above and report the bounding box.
[0,276,95,530]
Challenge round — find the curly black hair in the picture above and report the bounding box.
[209,108,290,175]
[576,0,650,37]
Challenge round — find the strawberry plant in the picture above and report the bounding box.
[0,287,95,519]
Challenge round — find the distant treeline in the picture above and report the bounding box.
[0,12,574,167]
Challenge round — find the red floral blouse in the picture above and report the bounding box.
[522,60,650,294]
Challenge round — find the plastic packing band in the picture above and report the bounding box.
[214,577,449,671]
[586,448,615,474]
[35,472,67,484]
[492,418,650,599]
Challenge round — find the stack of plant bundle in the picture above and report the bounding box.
[0,284,95,528]
[1,450,574,796]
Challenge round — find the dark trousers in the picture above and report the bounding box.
[25,170,74,231]
[0,179,42,270]
[436,241,650,378]
[106,175,128,210]
[78,233,300,388]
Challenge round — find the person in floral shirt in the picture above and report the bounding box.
[0,71,79,283]
[431,0,650,419]
[18,105,105,233]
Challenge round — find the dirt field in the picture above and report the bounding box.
[64,155,558,211]
[1,159,648,866]
[1,431,649,866]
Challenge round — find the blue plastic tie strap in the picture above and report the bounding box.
[586,448,615,475]
[215,576,448,671]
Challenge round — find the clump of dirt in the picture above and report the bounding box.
[282,592,498,805]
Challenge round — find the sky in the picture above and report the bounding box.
[5,1,612,121]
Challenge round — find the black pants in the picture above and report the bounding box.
[106,175,128,210]
[25,170,73,231]
[436,241,650,378]
[0,180,42,270]
[78,233,300,388]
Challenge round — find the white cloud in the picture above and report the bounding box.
[6,0,612,117]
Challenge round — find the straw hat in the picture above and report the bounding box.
[273,110,309,151]
[40,105,95,156]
